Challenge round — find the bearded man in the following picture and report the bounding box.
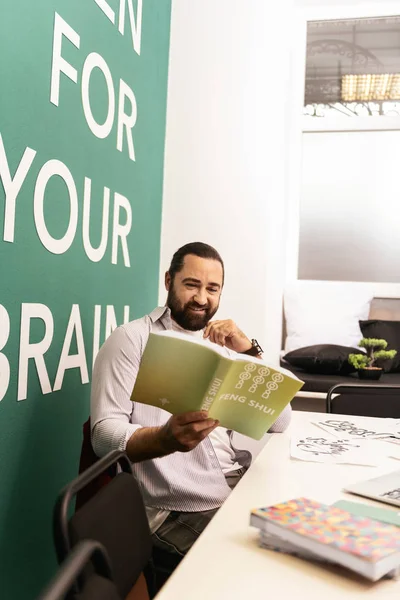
[91,242,291,585]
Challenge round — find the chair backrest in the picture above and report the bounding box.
[53,451,152,600]
[326,383,400,417]
[37,539,121,600]
[75,418,115,511]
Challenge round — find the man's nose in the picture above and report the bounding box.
[193,289,207,305]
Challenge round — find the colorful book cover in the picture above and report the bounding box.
[131,331,303,439]
[251,498,400,562]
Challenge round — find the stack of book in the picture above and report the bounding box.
[250,497,400,581]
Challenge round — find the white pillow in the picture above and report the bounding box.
[283,282,373,354]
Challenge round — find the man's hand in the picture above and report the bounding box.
[126,411,219,462]
[203,319,252,353]
[160,411,219,453]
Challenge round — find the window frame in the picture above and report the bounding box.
[285,2,400,299]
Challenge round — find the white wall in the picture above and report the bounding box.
[295,0,400,6]
[160,0,295,362]
[160,0,400,362]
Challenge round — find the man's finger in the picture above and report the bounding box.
[204,321,217,338]
[175,411,209,425]
[203,320,223,339]
[188,418,219,433]
[216,331,226,346]
[211,331,220,345]
[208,324,225,346]
[197,421,220,439]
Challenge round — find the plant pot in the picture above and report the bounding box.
[358,368,383,381]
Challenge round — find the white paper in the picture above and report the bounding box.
[311,417,400,442]
[381,440,400,461]
[290,434,379,466]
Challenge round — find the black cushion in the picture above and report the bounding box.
[359,320,400,373]
[283,344,361,375]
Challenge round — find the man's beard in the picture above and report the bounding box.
[167,285,219,331]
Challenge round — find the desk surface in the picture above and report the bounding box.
[155,411,400,600]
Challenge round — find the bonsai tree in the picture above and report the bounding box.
[348,338,397,371]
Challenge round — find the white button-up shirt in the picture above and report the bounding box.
[91,307,291,515]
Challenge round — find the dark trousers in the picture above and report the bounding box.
[151,468,245,590]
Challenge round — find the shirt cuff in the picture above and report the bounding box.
[268,404,292,433]
[92,420,143,457]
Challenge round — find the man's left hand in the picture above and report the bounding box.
[203,319,252,353]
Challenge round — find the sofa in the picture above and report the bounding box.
[280,285,400,414]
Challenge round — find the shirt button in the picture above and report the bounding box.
[209,451,214,456]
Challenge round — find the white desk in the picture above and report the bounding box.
[155,411,400,600]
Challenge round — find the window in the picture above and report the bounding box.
[298,129,400,283]
[304,17,400,118]
[297,15,400,287]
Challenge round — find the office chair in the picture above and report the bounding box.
[75,418,115,511]
[37,539,121,600]
[53,451,154,600]
[326,383,400,417]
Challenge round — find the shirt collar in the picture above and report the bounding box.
[149,306,171,326]
[149,306,205,337]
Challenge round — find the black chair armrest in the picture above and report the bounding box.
[37,540,116,600]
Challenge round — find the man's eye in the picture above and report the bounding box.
[186,283,196,289]
[208,288,218,294]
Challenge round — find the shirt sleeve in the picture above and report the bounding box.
[91,326,147,457]
[268,403,292,432]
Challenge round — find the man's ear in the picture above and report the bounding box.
[165,271,171,291]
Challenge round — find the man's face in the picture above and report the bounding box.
[166,254,223,331]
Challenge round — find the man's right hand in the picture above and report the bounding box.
[160,411,219,453]
[126,411,219,462]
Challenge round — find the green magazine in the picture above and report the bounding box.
[131,331,303,439]
[333,500,400,527]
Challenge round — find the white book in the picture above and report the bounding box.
[258,531,399,579]
[259,531,334,564]
[344,469,400,508]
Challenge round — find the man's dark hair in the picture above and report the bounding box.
[168,242,224,283]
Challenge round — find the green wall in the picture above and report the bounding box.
[0,1,171,597]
